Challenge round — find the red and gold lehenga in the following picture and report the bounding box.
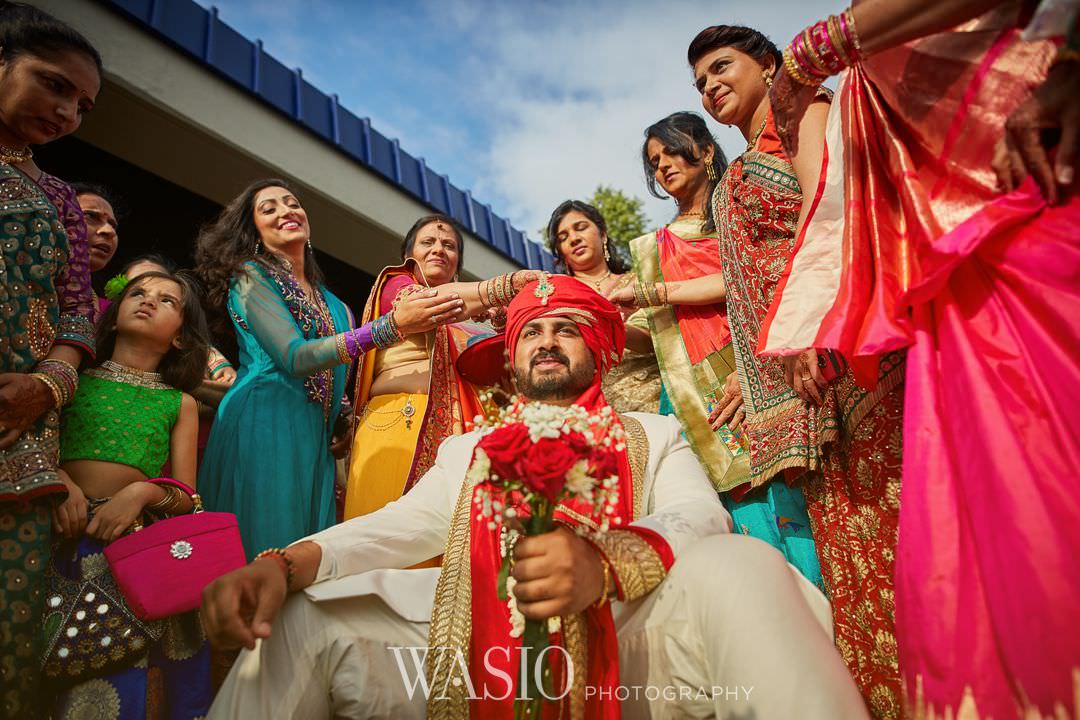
[714,112,905,718]
[759,4,1079,717]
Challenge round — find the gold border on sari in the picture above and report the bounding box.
[630,228,749,492]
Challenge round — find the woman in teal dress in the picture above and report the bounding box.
[196,179,466,559]
[195,180,352,560]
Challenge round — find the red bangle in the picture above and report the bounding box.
[254,547,294,590]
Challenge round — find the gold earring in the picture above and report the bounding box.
[603,243,611,263]
[706,159,718,182]
[764,71,773,88]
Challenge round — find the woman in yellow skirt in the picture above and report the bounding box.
[344,215,539,524]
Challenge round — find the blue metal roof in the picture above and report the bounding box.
[102,0,557,272]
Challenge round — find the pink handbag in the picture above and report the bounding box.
[104,479,246,621]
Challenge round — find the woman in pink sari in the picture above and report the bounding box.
[763,1,1079,717]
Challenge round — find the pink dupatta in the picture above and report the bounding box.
[759,5,1079,717]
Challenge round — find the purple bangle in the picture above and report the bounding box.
[349,323,376,356]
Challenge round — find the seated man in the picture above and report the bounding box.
[204,276,866,719]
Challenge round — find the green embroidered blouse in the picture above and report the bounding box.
[60,363,181,478]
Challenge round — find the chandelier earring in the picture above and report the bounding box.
[603,242,611,263]
[763,70,773,88]
[705,158,718,182]
[254,240,263,255]
[307,237,313,251]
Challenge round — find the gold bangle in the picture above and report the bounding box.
[842,7,862,55]
[826,14,853,67]
[1052,47,1080,68]
[30,373,63,409]
[334,333,350,364]
[593,556,612,609]
[783,46,821,87]
[149,485,183,514]
[648,282,663,306]
[800,26,827,74]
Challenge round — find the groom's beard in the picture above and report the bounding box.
[514,350,596,401]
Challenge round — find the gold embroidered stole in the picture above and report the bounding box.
[425,415,649,719]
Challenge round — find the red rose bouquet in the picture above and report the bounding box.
[469,400,625,719]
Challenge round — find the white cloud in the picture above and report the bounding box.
[203,0,833,246]
[422,0,831,239]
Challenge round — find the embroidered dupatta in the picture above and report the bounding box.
[630,221,749,491]
[349,259,487,493]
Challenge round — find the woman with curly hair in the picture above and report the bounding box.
[195,180,466,558]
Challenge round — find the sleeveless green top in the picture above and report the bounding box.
[60,361,182,478]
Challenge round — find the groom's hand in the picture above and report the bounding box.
[512,525,605,619]
[201,559,288,651]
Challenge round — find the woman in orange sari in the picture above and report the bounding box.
[344,215,544,522]
[764,2,1078,717]
[344,215,489,520]
[689,24,906,717]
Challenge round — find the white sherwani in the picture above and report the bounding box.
[211,413,867,719]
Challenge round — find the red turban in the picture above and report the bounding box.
[457,275,626,388]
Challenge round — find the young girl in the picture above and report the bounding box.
[45,271,212,719]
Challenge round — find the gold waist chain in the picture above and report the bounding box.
[359,396,418,431]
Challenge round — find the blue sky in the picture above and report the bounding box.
[198,0,837,238]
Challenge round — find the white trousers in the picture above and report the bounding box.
[210,534,868,719]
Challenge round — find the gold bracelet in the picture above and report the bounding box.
[783,46,820,87]
[334,333,350,364]
[593,555,612,609]
[647,282,663,306]
[149,485,184,514]
[30,373,63,409]
[477,281,489,309]
[826,13,853,67]
[648,282,665,306]
[1052,47,1080,68]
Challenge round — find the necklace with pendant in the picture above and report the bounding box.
[582,270,612,291]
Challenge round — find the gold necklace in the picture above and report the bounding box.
[578,269,612,291]
[0,144,32,164]
[744,113,769,155]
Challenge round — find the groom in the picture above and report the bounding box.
[204,275,866,719]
